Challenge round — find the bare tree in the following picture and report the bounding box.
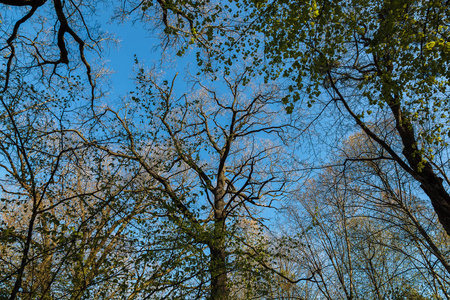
[72,66,299,299]
[282,129,450,299]
[0,76,165,300]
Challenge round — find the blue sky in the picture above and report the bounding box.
[97,16,294,229]
[103,17,195,98]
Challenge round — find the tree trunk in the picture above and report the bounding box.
[210,189,228,300]
[209,239,229,300]
[388,99,450,236]
[209,169,229,300]
[418,168,450,237]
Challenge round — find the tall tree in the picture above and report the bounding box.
[80,67,298,299]
[0,75,159,300]
[282,130,450,299]
[244,0,450,236]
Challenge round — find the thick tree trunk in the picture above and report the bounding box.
[208,166,230,300]
[337,80,450,236]
[389,100,450,236]
[209,240,229,300]
[418,166,450,237]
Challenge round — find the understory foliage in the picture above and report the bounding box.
[1,0,450,299]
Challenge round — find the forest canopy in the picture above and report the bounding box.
[0,0,450,299]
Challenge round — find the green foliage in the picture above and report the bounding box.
[244,0,450,154]
[3,0,450,299]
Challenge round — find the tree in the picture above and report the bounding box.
[77,66,298,299]
[243,0,450,236]
[0,0,224,101]
[282,130,450,299]
[0,2,299,298]
[0,76,86,300]
[0,75,161,300]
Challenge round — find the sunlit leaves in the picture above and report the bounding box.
[240,0,450,158]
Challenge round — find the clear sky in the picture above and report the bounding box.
[102,16,195,98]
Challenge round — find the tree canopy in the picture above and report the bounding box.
[243,0,450,236]
[1,0,450,299]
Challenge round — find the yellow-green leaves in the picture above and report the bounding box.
[425,41,436,50]
[309,0,320,18]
